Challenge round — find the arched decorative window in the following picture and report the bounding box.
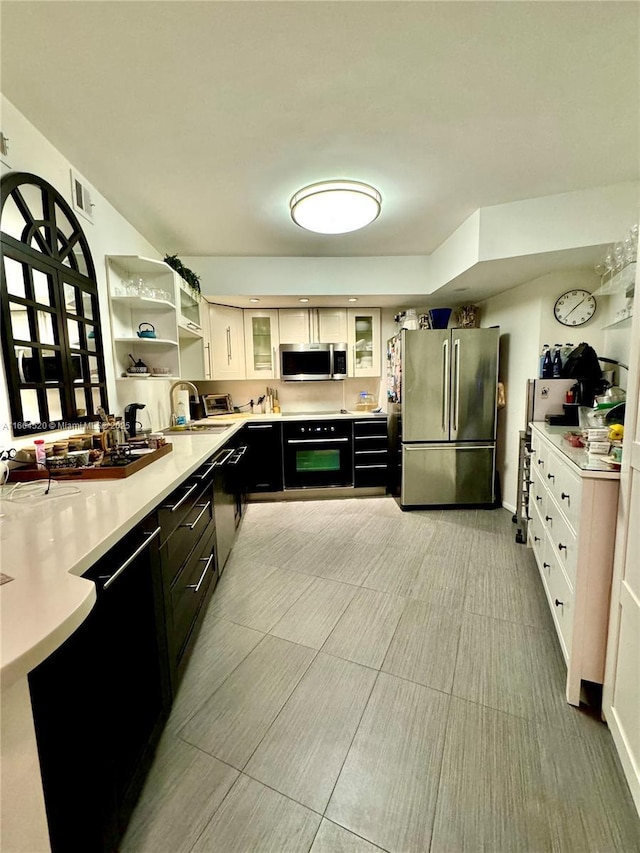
[1,172,109,436]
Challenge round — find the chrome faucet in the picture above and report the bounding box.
[169,380,199,419]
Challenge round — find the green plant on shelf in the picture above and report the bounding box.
[163,254,201,297]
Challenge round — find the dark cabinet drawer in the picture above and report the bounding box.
[170,526,217,668]
[354,464,388,487]
[162,485,213,585]
[157,459,216,544]
[353,418,388,438]
[355,448,388,466]
[241,421,283,492]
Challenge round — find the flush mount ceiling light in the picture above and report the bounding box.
[290,180,381,234]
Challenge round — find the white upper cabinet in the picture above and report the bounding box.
[209,304,246,380]
[278,308,348,344]
[177,279,203,336]
[347,308,381,377]
[244,310,280,379]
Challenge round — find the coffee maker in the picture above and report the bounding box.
[124,402,146,438]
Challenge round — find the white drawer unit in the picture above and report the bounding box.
[527,423,620,705]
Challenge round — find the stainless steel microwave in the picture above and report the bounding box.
[279,342,347,381]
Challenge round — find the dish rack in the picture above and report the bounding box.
[513,429,532,544]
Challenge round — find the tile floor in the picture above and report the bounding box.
[121,497,640,853]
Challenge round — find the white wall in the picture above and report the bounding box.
[0,96,176,439]
[481,268,631,511]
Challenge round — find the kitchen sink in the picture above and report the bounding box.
[162,424,232,435]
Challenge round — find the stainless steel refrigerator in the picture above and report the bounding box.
[387,327,500,507]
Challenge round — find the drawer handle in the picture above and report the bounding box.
[534,535,541,542]
[555,598,564,607]
[180,501,211,530]
[163,483,198,512]
[561,492,570,501]
[535,495,542,502]
[537,458,544,466]
[558,542,567,552]
[101,527,161,590]
[545,515,553,522]
[186,553,214,593]
[547,473,555,481]
[198,463,216,480]
[543,562,551,570]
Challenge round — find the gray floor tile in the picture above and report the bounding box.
[405,550,469,609]
[539,725,640,852]
[326,672,449,853]
[310,819,387,853]
[382,598,462,693]
[208,566,315,632]
[269,576,357,648]
[361,545,426,597]
[191,774,321,853]
[179,634,315,768]
[430,696,551,853]
[452,611,583,735]
[281,530,375,584]
[166,617,264,733]
[470,525,525,569]
[246,653,377,812]
[322,588,406,669]
[464,559,552,628]
[120,734,238,853]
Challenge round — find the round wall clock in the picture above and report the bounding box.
[553,289,597,326]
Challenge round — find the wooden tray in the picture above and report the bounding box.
[8,442,173,481]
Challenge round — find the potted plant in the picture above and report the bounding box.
[163,254,201,299]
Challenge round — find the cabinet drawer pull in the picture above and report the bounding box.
[247,424,274,430]
[545,515,553,522]
[163,483,197,512]
[198,463,216,479]
[558,542,567,552]
[102,527,161,590]
[547,472,555,481]
[186,553,214,593]
[555,598,564,607]
[543,562,551,569]
[180,501,211,530]
[536,495,542,502]
[534,536,541,542]
[538,458,544,466]
[561,492,570,501]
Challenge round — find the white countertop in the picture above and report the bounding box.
[0,426,242,688]
[530,422,621,479]
[0,409,387,686]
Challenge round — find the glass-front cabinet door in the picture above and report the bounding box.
[347,308,381,377]
[244,310,280,379]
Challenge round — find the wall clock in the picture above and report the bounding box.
[553,289,597,326]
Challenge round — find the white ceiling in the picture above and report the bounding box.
[1,1,638,305]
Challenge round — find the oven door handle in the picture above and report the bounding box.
[286,437,350,444]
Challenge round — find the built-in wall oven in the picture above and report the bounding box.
[283,419,353,488]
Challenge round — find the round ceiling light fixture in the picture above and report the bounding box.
[290,180,381,234]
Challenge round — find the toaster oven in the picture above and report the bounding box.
[202,393,234,416]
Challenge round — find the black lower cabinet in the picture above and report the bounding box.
[240,421,283,492]
[28,515,171,853]
[353,418,389,487]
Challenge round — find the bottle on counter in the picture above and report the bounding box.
[540,344,553,378]
[552,344,563,378]
[34,438,46,468]
[561,343,574,369]
[176,400,187,426]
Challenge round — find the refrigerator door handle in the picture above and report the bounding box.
[442,338,450,434]
[452,337,461,435]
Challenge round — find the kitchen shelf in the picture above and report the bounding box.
[114,337,179,346]
[111,295,176,311]
[593,262,636,297]
[602,312,634,330]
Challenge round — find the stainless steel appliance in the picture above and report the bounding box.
[279,342,347,381]
[202,393,234,416]
[388,328,499,507]
[283,419,353,488]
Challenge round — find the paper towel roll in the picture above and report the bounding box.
[175,389,190,418]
